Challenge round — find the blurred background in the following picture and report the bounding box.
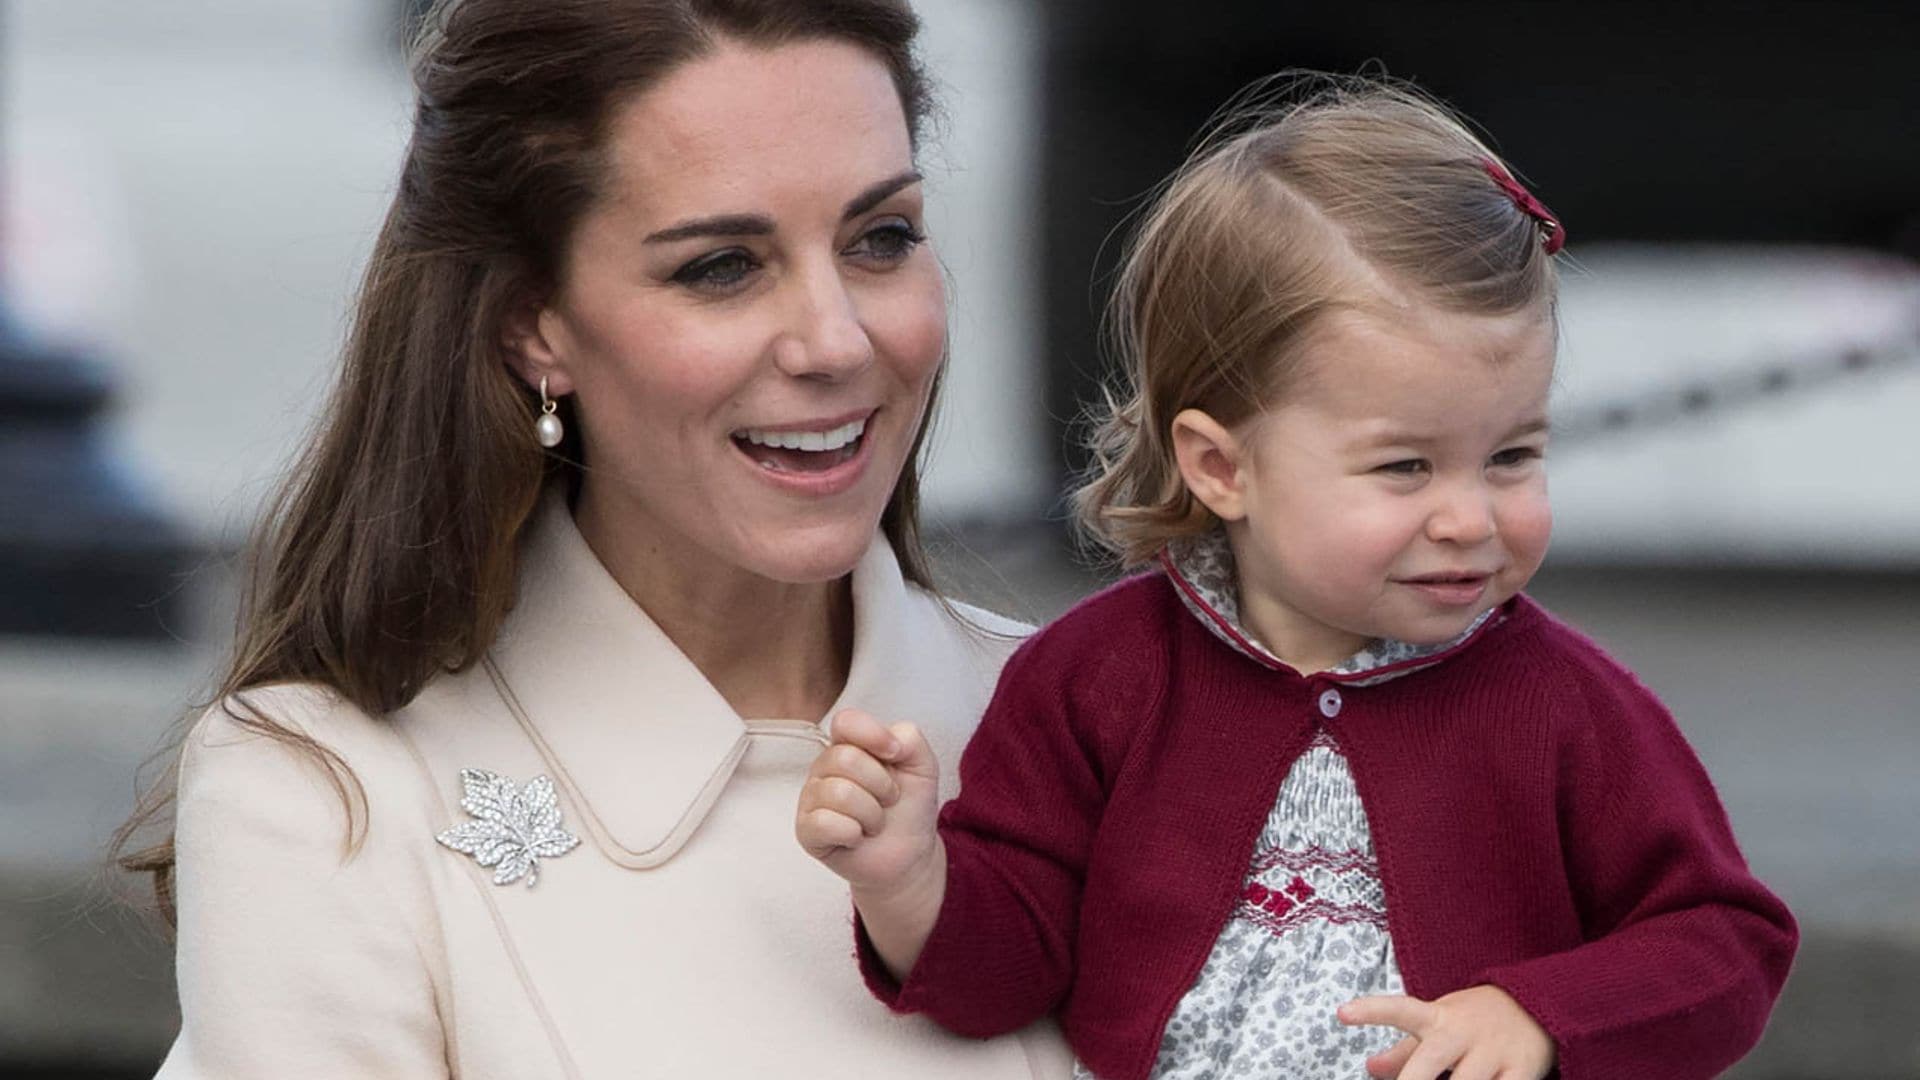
[2,0,1915,1076]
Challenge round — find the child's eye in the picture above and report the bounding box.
[1374,459,1429,477]
[670,248,761,291]
[1490,446,1543,468]
[846,220,926,265]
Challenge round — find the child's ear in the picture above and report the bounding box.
[501,292,576,397]
[1170,408,1249,522]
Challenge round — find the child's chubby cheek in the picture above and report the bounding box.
[1499,499,1554,590]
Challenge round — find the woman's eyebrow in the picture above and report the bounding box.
[843,170,922,220]
[645,213,774,245]
[643,171,921,245]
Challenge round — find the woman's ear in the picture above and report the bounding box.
[501,294,575,397]
[1171,408,1250,523]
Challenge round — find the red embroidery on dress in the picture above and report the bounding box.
[1242,875,1315,919]
[1250,845,1380,879]
[1237,854,1390,940]
[1237,893,1389,936]
[1236,873,1387,938]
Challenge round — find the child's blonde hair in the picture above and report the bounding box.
[1074,75,1563,566]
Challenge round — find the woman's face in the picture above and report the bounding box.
[527,37,943,585]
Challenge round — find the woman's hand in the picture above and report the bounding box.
[795,708,947,979]
[1338,984,1556,1080]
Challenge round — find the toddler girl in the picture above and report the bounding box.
[796,78,1796,1080]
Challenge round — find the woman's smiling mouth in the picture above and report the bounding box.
[732,413,872,479]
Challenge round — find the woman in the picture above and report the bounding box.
[119,1,1071,1076]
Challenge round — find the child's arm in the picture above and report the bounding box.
[1452,657,1795,1079]
[798,628,1116,1037]
[795,708,948,980]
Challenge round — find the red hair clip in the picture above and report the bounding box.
[1482,159,1565,255]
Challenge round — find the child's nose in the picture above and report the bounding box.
[1426,483,1497,545]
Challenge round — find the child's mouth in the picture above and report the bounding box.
[1399,572,1492,606]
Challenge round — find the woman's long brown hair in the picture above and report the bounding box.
[114,0,938,922]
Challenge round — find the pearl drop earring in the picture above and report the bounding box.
[535,376,564,448]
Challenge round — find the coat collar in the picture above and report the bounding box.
[1159,528,1500,686]
[483,492,919,869]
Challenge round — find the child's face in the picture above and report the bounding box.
[1183,304,1556,672]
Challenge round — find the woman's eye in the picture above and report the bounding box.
[1490,446,1542,468]
[1375,459,1429,477]
[847,221,925,264]
[671,248,760,290]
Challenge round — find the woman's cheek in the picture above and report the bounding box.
[869,272,948,382]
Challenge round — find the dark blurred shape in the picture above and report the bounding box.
[1038,0,1920,479]
[3,1060,151,1068]
[1553,319,1920,445]
[0,3,198,640]
[0,315,195,639]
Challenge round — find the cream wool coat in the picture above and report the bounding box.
[159,498,1072,1079]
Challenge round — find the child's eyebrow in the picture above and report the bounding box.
[1345,428,1443,451]
[1346,417,1552,450]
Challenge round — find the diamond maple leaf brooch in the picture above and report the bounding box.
[436,768,581,887]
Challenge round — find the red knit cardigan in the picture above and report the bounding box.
[859,572,1797,1080]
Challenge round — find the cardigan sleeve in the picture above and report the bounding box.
[857,624,1135,1037]
[157,694,448,1079]
[1476,656,1797,1080]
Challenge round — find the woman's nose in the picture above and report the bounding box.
[773,267,874,380]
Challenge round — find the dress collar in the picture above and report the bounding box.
[483,491,918,868]
[1159,528,1499,686]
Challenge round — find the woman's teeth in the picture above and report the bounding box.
[738,417,866,453]
[734,417,868,473]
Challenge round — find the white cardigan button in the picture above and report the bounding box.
[1317,688,1343,718]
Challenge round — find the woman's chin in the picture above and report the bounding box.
[740,521,883,584]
